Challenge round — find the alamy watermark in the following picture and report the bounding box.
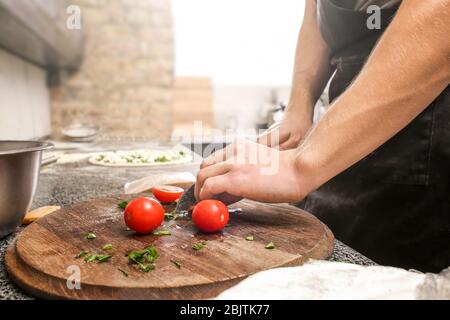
[367,5,382,30]
[66,5,81,30]
[66,265,81,290]
[172,121,281,176]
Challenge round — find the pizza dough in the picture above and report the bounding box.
[88,147,193,167]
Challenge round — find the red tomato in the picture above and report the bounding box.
[124,197,164,234]
[192,200,229,233]
[152,185,184,203]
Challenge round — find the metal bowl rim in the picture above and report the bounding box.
[0,141,54,156]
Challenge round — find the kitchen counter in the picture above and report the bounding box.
[0,157,376,300]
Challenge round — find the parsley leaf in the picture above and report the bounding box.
[118,268,129,277]
[102,244,113,250]
[192,241,206,251]
[171,260,182,269]
[84,254,97,263]
[127,246,159,272]
[95,254,112,263]
[152,229,171,236]
[118,201,128,210]
[265,242,275,249]
[155,155,169,163]
[75,250,89,259]
[86,232,96,240]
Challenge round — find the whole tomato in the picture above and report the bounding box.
[192,200,229,233]
[124,197,164,234]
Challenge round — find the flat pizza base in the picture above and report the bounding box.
[88,155,193,167]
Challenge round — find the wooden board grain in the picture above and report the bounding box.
[6,194,334,300]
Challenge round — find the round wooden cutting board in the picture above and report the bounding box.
[6,194,334,300]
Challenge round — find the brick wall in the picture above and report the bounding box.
[173,77,214,134]
[51,0,174,140]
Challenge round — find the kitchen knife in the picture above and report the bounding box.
[175,183,197,213]
[175,184,242,214]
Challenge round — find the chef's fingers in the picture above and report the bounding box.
[257,128,290,148]
[279,138,300,151]
[195,162,233,201]
[198,175,233,201]
[200,142,242,169]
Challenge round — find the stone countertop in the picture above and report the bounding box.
[0,158,376,300]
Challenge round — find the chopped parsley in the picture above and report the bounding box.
[118,268,129,277]
[84,254,112,263]
[75,250,89,259]
[265,242,275,250]
[118,201,128,210]
[152,229,171,236]
[127,246,159,273]
[155,155,169,163]
[171,260,182,269]
[192,241,206,251]
[245,236,254,241]
[102,244,113,250]
[85,232,96,240]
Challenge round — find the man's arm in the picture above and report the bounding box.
[258,0,331,150]
[296,0,450,193]
[195,0,450,204]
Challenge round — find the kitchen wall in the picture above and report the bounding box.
[51,0,174,140]
[0,49,51,140]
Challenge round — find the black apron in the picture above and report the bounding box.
[298,0,450,272]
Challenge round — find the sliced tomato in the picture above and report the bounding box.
[152,185,184,203]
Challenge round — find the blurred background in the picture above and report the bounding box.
[0,0,312,144]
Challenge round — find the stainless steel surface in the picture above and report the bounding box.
[0,141,53,238]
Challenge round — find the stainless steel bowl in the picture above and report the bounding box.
[0,141,53,238]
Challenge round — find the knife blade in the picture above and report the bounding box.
[174,184,243,214]
[175,183,197,213]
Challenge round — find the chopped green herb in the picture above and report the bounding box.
[95,254,112,263]
[127,246,159,272]
[164,212,175,221]
[179,151,185,156]
[265,242,275,249]
[118,201,128,210]
[171,260,182,269]
[139,263,154,273]
[102,244,113,250]
[152,229,171,236]
[192,241,206,251]
[84,254,112,263]
[75,250,89,259]
[85,232,96,240]
[118,268,129,277]
[164,209,187,221]
[84,254,97,263]
[155,155,169,163]
[245,236,254,241]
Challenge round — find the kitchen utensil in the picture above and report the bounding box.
[0,141,53,238]
[61,123,99,142]
[5,194,334,299]
[22,206,61,225]
[124,172,196,194]
[174,183,196,212]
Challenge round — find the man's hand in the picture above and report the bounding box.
[257,109,312,150]
[195,140,309,204]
